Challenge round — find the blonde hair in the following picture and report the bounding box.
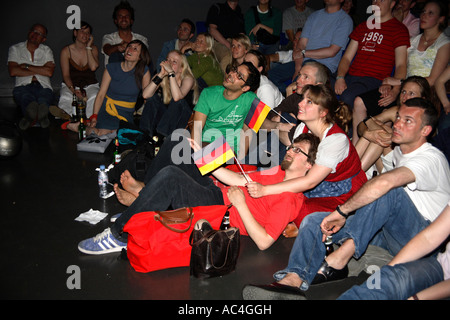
[228,33,252,72]
[195,33,220,69]
[160,50,199,105]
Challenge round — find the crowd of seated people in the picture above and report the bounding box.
[8,0,450,300]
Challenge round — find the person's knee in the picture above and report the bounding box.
[353,97,366,114]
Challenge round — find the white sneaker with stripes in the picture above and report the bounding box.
[78,228,127,255]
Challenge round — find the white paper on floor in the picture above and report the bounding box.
[75,208,108,225]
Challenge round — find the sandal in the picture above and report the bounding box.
[61,121,70,130]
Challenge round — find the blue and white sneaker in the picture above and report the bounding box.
[78,228,126,255]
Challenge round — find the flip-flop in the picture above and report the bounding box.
[49,105,71,120]
[61,121,70,130]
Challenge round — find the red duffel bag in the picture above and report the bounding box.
[123,205,227,273]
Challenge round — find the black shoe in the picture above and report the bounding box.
[311,261,348,285]
[242,282,306,300]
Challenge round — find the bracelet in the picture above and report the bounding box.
[336,205,348,219]
[336,76,345,80]
[86,46,93,50]
[89,114,98,121]
[301,49,306,58]
[168,72,175,78]
[152,76,162,85]
[412,294,419,300]
[363,118,370,126]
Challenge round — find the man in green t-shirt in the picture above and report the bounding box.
[191,61,260,156]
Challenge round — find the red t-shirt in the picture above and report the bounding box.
[221,166,304,240]
[349,18,410,80]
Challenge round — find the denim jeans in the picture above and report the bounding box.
[13,82,53,114]
[338,256,443,300]
[273,187,431,290]
[111,165,224,242]
[267,61,295,95]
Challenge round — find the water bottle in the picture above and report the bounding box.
[98,165,109,199]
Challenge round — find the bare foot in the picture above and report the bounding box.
[120,170,144,197]
[283,222,298,238]
[67,122,79,133]
[114,183,137,207]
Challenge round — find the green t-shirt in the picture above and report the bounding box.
[194,86,257,154]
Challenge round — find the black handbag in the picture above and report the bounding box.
[189,219,240,278]
[252,6,279,45]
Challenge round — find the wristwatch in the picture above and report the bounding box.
[301,49,306,58]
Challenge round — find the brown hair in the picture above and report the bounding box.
[293,132,320,165]
[301,84,352,134]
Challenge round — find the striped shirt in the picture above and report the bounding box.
[349,18,410,80]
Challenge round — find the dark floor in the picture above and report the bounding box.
[0,99,369,303]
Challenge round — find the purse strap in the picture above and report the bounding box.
[154,207,194,233]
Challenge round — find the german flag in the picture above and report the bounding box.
[245,98,271,133]
[192,135,235,175]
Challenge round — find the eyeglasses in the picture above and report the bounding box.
[232,66,248,84]
[286,144,309,158]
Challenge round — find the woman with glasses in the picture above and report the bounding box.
[247,84,367,237]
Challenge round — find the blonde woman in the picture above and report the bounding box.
[141,50,199,137]
[221,33,252,74]
[183,33,224,91]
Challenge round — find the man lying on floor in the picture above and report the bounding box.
[78,133,319,254]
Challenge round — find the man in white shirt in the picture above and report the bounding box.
[8,23,55,130]
[243,98,450,299]
[102,1,149,66]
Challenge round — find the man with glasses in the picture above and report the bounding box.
[8,23,55,130]
[78,133,319,254]
[191,61,261,157]
[243,98,450,299]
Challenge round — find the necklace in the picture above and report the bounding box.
[423,32,440,46]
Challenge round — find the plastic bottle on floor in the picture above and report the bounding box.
[98,165,109,199]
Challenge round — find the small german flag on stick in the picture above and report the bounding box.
[192,135,235,175]
[245,98,272,133]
